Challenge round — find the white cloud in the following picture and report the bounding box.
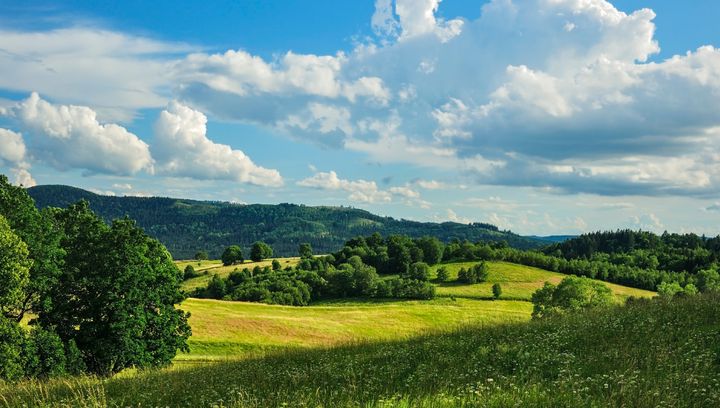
[297,171,391,203]
[0,28,194,122]
[394,0,463,42]
[6,93,152,177]
[10,168,36,187]
[0,127,36,186]
[629,213,664,232]
[111,183,133,191]
[0,128,27,164]
[388,185,420,198]
[415,179,446,190]
[444,209,471,224]
[3,0,720,198]
[153,101,283,187]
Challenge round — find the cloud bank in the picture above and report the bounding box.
[1,0,720,198]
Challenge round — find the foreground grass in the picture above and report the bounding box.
[3,294,718,407]
[433,261,655,302]
[179,297,532,360]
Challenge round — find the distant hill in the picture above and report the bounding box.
[27,185,547,259]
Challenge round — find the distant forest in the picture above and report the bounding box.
[28,185,546,259]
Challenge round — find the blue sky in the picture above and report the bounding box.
[0,0,719,236]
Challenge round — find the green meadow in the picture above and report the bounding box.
[0,259,668,407]
[432,261,655,302]
[3,292,717,407]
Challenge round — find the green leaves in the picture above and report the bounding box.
[531,276,613,319]
[0,215,31,318]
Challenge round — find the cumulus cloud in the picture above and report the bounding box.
[0,128,27,164]
[6,93,153,176]
[444,209,471,224]
[296,170,427,205]
[167,0,720,196]
[0,128,35,186]
[388,185,420,198]
[0,28,194,122]
[297,171,391,203]
[153,101,283,187]
[3,0,720,198]
[629,213,665,232]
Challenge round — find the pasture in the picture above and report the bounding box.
[3,293,717,407]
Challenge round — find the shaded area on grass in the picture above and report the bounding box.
[3,294,719,407]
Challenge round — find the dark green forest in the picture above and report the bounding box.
[27,185,545,259]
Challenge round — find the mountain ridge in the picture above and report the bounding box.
[27,184,548,259]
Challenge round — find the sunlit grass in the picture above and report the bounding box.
[4,294,717,407]
[178,297,532,361]
[433,261,655,302]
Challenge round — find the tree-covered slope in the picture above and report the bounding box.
[27,185,545,259]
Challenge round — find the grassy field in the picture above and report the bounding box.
[176,260,654,360]
[178,257,301,291]
[4,293,718,407]
[178,297,532,361]
[0,259,664,406]
[432,261,655,302]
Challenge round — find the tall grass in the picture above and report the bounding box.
[3,294,718,407]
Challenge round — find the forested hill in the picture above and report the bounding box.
[27,185,546,259]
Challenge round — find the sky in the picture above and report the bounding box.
[0,0,719,236]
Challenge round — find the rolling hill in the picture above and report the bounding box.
[27,185,547,259]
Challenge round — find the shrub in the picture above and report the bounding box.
[492,283,502,299]
[531,276,612,318]
[436,266,449,282]
[407,262,430,281]
[184,265,199,280]
[458,262,489,284]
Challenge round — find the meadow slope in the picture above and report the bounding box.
[176,260,653,361]
[3,293,717,407]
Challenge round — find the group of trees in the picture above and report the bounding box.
[0,176,190,381]
[218,242,274,267]
[335,231,720,295]
[193,240,436,305]
[195,254,435,305]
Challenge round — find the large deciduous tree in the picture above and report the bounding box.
[42,201,191,376]
[0,175,63,322]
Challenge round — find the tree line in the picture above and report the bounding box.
[28,185,543,259]
[192,241,437,305]
[0,176,190,381]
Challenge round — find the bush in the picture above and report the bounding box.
[184,265,199,280]
[531,276,612,318]
[407,262,430,281]
[194,251,209,261]
[458,262,489,284]
[436,266,449,282]
[272,260,281,271]
[0,316,26,381]
[492,283,502,299]
[23,327,67,378]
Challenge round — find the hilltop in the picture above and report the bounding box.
[27,185,546,259]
